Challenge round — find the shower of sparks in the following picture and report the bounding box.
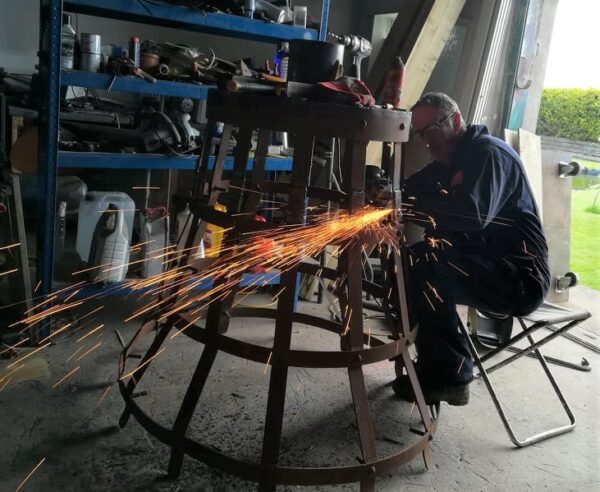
[15,457,46,492]
[52,366,80,388]
[114,207,396,336]
[11,206,406,389]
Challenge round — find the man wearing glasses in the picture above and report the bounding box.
[392,92,550,406]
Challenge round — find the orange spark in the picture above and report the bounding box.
[96,384,113,407]
[76,324,105,342]
[52,366,80,388]
[263,351,273,375]
[0,242,20,251]
[7,342,51,369]
[120,347,166,381]
[66,345,85,363]
[447,261,469,277]
[75,342,103,362]
[15,457,46,492]
[0,376,12,392]
[423,291,435,311]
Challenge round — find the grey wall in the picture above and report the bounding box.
[0,0,359,75]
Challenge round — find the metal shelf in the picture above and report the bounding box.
[64,0,319,43]
[61,70,215,99]
[37,0,329,317]
[58,151,293,171]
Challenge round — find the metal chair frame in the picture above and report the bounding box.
[457,302,591,447]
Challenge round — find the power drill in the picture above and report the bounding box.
[328,32,372,81]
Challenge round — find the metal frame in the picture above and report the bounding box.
[37,0,62,337]
[458,305,591,447]
[117,95,438,490]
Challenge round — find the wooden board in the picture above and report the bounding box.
[504,128,544,216]
[517,128,544,216]
[403,0,468,108]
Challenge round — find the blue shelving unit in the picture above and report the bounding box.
[58,151,294,171]
[37,0,330,330]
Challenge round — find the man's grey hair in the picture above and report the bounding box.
[411,92,460,114]
[411,92,466,127]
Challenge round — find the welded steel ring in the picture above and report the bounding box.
[118,310,439,487]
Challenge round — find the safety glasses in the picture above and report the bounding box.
[411,112,455,142]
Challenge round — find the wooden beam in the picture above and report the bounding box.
[366,0,435,100]
[402,0,467,107]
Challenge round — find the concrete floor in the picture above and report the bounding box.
[1,287,599,491]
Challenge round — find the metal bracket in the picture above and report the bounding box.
[558,160,580,178]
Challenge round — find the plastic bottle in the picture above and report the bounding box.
[91,206,130,283]
[382,56,406,109]
[140,210,168,278]
[61,14,76,70]
[204,203,227,257]
[176,203,192,252]
[129,36,141,67]
[274,42,290,80]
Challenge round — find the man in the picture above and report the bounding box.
[393,92,550,406]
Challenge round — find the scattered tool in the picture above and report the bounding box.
[107,58,157,92]
[226,78,277,94]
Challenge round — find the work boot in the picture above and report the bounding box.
[392,375,470,406]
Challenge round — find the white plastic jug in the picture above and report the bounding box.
[175,204,204,260]
[76,191,135,263]
[175,204,192,252]
[140,210,169,278]
[92,206,130,283]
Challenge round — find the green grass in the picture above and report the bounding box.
[571,188,600,290]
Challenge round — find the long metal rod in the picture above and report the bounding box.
[483,318,585,374]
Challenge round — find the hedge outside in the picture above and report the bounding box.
[537,88,600,143]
